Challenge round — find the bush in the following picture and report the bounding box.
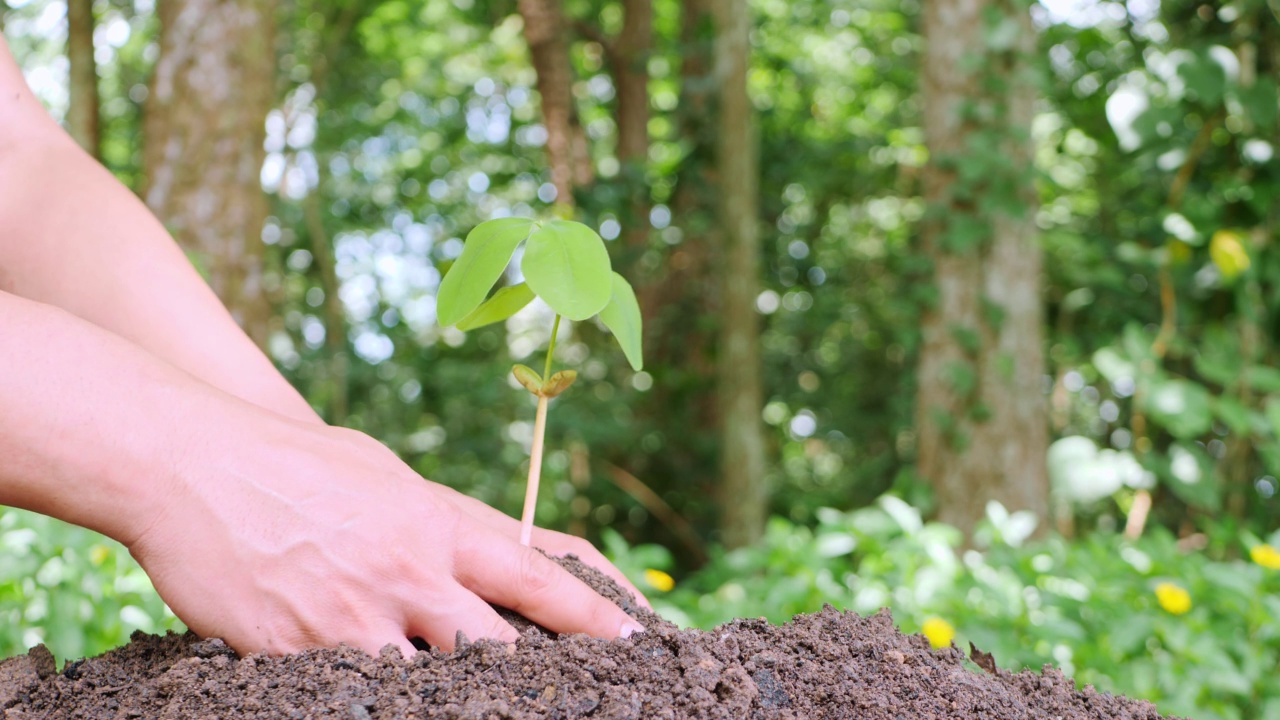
[0,508,182,661]
[5,499,1278,720]
[607,497,1280,720]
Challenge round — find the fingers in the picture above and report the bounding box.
[454,524,645,641]
[530,529,654,611]
[439,486,653,610]
[403,582,520,651]
[355,620,417,660]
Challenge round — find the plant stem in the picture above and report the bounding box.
[520,395,549,546]
[543,314,562,379]
[519,313,561,547]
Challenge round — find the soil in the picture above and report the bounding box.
[0,556,1174,719]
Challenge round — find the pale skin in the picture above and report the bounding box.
[0,37,647,657]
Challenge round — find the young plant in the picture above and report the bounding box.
[436,218,643,546]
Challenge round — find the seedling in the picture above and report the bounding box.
[436,218,643,546]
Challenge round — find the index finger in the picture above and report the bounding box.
[440,486,653,610]
[453,523,645,641]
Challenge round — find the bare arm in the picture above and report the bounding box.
[0,35,650,618]
[0,290,644,654]
[0,36,318,424]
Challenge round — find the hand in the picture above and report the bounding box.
[438,486,652,610]
[128,413,646,657]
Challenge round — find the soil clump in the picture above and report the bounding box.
[0,556,1173,719]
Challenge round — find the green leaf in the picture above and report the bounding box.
[1159,443,1220,510]
[1177,52,1225,106]
[520,220,613,321]
[1214,396,1253,435]
[456,283,535,331]
[1246,366,1280,393]
[1237,79,1278,132]
[1143,379,1213,439]
[1265,398,1280,438]
[1092,347,1135,384]
[436,218,535,327]
[598,273,644,371]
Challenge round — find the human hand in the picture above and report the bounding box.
[128,411,646,657]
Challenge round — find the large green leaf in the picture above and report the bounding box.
[1158,443,1219,511]
[1143,379,1213,439]
[1246,366,1280,393]
[1237,80,1278,132]
[436,218,534,327]
[456,283,535,331]
[598,273,644,371]
[520,220,612,321]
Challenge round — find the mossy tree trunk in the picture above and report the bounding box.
[918,0,1048,536]
[517,0,590,209]
[66,0,100,158]
[711,0,767,548]
[142,0,276,348]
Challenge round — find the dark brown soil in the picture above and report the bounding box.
[0,557,1174,719]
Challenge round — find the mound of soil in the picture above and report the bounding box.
[0,557,1172,719]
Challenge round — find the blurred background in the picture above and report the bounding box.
[2,0,1279,717]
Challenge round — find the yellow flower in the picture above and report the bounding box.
[1154,582,1192,615]
[643,568,675,593]
[1210,230,1251,280]
[1251,544,1280,570]
[921,617,955,649]
[89,545,110,566]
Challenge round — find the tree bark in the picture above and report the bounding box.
[711,0,767,549]
[66,0,100,157]
[142,0,276,348]
[918,0,1048,536]
[613,0,651,252]
[518,0,590,208]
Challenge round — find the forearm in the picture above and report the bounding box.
[0,290,239,546]
[0,39,319,425]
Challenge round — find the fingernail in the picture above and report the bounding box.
[620,621,645,639]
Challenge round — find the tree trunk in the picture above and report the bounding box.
[518,0,590,208]
[613,0,651,253]
[711,0,767,549]
[66,0,100,157]
[142,0,276,348]
[918,0,1048,536]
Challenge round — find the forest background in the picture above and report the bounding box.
[2,0,1280,718]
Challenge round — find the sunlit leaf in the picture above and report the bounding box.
[1143,379,1212,439]
[437,218,535,327]
[1209,230,1250,281]
[521,220,612,321]
[1245,366,1280,393]
[1158,444,1219,511]
[1237,80,1278,132]
[456,283,535,331]
[598,273,644,371]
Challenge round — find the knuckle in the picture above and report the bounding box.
[564,537,594,557]
[515,550,559,597]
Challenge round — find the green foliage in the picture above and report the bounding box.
[609,499,1280,720]
[597,273,644,372]
[0,508,182,661]
[436,218,534,327]
[457,283,535,331]
[520,220,614,322]
[437,218,641,369]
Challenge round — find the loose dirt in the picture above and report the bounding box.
[0,556,1173,719]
